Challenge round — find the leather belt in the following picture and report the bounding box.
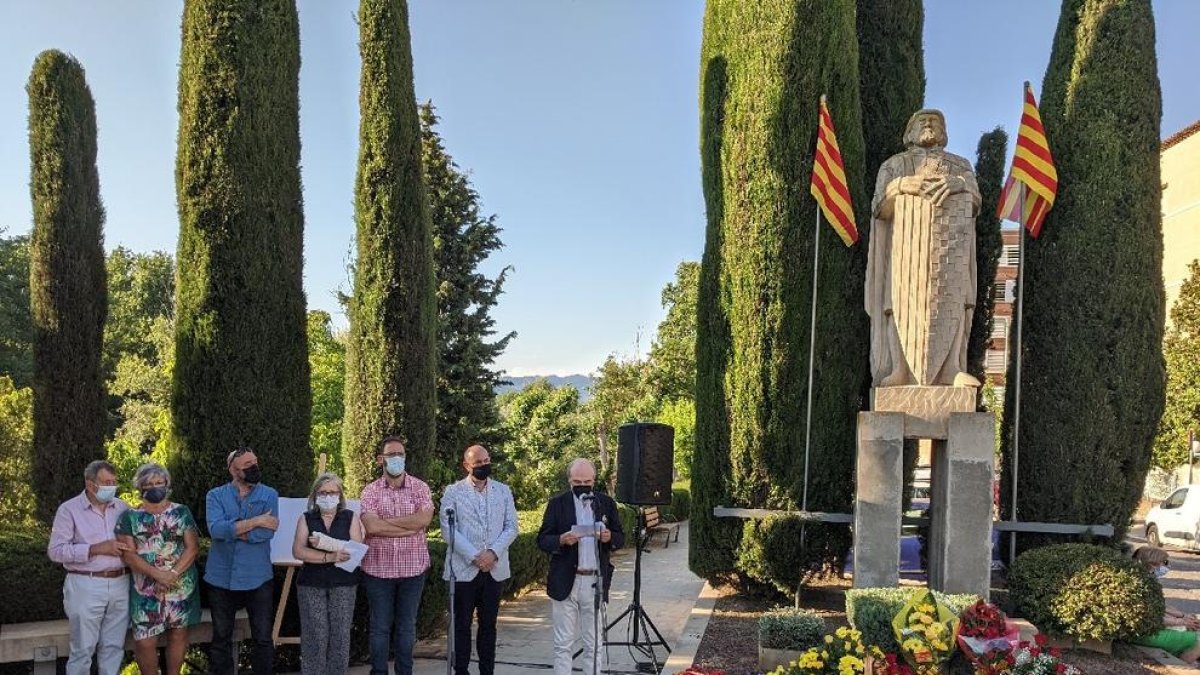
[575,569,597,575]
[67,569,128,579]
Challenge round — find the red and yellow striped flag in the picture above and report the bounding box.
[810,96,859,246]
[997,82,1058,238]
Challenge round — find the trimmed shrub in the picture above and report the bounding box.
[342,0,438,496]
[617,503,639,542]
[967,128,1007,386]
[26,50,107,525]
[855,0,924,192]
[1008,543,1163,641]
[759,607,825,651]
[695,0,869,583]
[666,486,691,521]
[736,515,851,597]
[172,0,312,524]
[0,528,65,624]
[845,587,978,654]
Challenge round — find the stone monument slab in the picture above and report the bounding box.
[870,385,975,439]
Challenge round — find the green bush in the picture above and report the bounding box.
[617,503,639,541]
[758,607,825,650]
[736,515,851,597]
[0,527,65,624]
[666,487,691,521]
[1009,543,1163,641]
[845,587,978,653]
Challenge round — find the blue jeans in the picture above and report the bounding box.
[364,572,427,675]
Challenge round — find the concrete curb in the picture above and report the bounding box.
[1133,645,1200,673]
[660,581,719,674]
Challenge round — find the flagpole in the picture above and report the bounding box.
[1009,179,1027,563]
[802,206,821,514]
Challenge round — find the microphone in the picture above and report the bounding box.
[445,507,456,520]
[580,492,595,503]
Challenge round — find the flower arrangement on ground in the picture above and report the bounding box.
[771,626,868,675]
[956,599,1021,671]
[1005,634,1081,675]
[865,647,914,675]
[678,668,726,675]
[891,590,958,674]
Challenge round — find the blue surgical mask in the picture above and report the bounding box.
[385,456,406,477]
[141,487,168,504]
[95,485,117,503]
[1156,565,1170,578]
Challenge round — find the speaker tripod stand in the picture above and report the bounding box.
[585,509,670,673]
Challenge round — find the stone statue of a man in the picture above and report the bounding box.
[865,109,982,388]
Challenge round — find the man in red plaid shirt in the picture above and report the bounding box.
[360,436,434,675]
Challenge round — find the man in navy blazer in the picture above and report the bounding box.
[537,458,625,675]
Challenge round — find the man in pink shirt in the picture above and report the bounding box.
[47,460,133,675]
[360,436,434,675]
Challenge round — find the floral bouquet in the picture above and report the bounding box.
[891,590,958,675]
[1006,635,1082,675]
[772,626,867,675]
[956,599,1021,668]
[865,647,914,675]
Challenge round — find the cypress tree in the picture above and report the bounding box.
[694,0,869,580]
[27,50,108,524]
[855,0,925,191]
[1001,0,1163,549]
[967,128,1008,385]
[342,0,438,495]
[171,0,311,519]
[421,102,514,485]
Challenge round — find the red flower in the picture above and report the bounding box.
[1055,665,1067,674]
[1034,633,1049,647]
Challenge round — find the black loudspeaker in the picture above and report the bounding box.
[615,422,674,505]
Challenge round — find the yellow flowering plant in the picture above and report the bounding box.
[890,590,958,674]
[770,626,868,675]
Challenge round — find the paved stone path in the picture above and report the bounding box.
[335,522,704,675]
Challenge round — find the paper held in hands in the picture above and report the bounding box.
[570,522,605,538]
[336,540,369,572]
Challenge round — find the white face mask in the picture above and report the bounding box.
[1156,565,1170,578]
[95,485,117,503]
[385,456,405,477]
[316,495,340,512]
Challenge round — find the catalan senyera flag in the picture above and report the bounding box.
[810,96,859,246]
[997,82,1058,238]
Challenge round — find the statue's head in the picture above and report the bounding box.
[903,109,948,150]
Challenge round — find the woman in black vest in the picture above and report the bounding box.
[290,473,364,675]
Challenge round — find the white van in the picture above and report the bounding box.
[1145,485,1200,549]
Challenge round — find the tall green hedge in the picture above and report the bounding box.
[171,0,312,520]
[855,0,924,191]
[26,50,108,524]
[1001,0,1163,550]
[693,0,869,581]
[967,128,1008,386]
[342,0,438,495]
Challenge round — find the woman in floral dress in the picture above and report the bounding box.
[116,463,201,675]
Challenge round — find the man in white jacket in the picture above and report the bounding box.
[440,444,519,675]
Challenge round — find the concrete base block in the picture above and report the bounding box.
[870,386,976,439]
[929,412,995,598]
[853,411,905,588]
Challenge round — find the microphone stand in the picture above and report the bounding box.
[583,496,604,675]
[446,508,457,675]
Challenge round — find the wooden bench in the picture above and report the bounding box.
[0,609,249,673]
[644,506,681,548]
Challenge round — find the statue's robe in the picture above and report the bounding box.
[865,147,981,386]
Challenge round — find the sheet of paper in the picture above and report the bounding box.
[336,540,369,573]
[571,523,601,538]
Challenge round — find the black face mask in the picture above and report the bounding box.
[572,484,594,499]
[242,465,262,484]
[142,487,167,504]
[471,464,492,481]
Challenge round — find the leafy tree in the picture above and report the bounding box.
[0,376,37,529]
[343,0,438,495]
[309,310,346,477]
[586,353,658,484]
[1002,0,1164,549]
[421,102,514,465]
[172,0,312,517]
[497,379,589,510]
[967,128,1008,386]
[658,397,696,481]
[0,231,32,388]
[1154,261,1200,470]
[104,248,174,378]
[695,0,869,580]
[647,261,699,403]
[856,0,924,191]
[27,50,108,524]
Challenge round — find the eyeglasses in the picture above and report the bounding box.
[380,452,405,459]
[315,491,341,497]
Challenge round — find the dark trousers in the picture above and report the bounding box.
[453,572,504,675]
[207,579,275,675]
[364,572,427,675]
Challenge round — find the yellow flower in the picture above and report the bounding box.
[825,635,834,644]
[918,603,935,614]
[836,626,850,639]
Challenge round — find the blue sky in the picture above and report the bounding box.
[0,1,1196,376]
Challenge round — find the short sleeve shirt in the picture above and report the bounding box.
[360,475,433,578]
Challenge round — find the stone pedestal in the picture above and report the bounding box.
[928,413,995,597]
[853,411,905,588]
[870,386,975,439]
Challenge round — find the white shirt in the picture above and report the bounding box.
[572,494,603,571]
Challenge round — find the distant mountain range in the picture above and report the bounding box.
[496,374,595,402]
